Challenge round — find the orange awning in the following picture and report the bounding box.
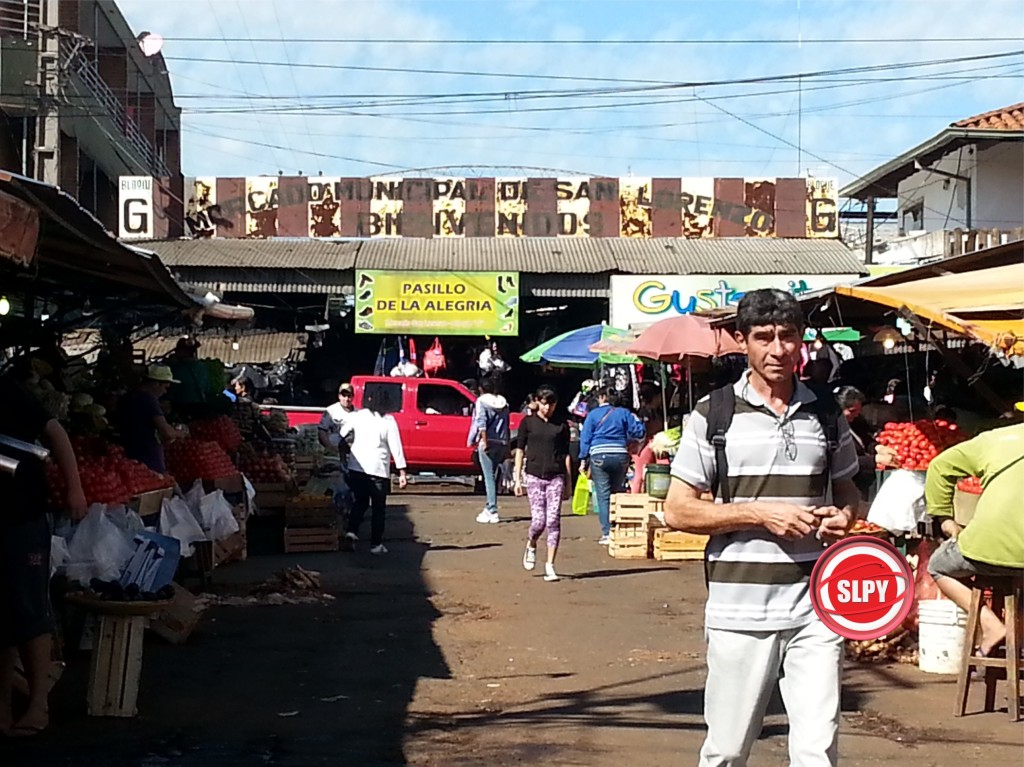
[835,263,1024,354]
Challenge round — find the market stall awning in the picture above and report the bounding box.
[833,263,1024,350]
[0,171,198,309]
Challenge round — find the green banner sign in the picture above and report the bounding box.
[354,270,520,336]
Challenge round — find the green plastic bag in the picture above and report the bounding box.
[571,473,591,516]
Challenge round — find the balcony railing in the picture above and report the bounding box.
[59,38,170,177]
[0,0,40,38]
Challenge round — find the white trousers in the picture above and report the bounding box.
[698,620,843,767]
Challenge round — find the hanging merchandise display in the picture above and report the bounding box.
[423,337,447,377]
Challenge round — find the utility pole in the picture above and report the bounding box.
[33,0,60,185]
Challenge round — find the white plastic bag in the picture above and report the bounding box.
[50,535,70,579]
[105,504,145,536]
[159,496,208,557]
[199,490,240,541]
[65,505,135,586]
[184,479,206,518]
[867,470,928,533]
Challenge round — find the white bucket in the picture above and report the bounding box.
[918,599,968,674]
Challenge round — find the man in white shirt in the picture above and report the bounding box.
[339,390,409,555]
[318,382,356,458]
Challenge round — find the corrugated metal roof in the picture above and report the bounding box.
[138,237,864,296]
[607,238,865,275]
[355,237,620,273]
[136,238,360,269]
[134,332,307,365]
[172,267,349,294]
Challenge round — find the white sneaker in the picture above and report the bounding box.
[345,532,359,542]
[523,545,537,571]
[370,544,388,555]
[597,535,611,545]
[476,510,500,524]
[544,563,560,582]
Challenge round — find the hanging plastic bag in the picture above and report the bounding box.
[50,536,70,579]
[571,473,591,516]
[423,337,446,377]
[184,479,206,520]
[199,489,240,541]
[867,470,927,533]
[159,496,208,557]
[66,505,135,586]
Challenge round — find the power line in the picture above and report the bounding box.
[160,48,1024,91]
[155,36,1024,45]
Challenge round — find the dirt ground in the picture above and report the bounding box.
[9,492,1023,766]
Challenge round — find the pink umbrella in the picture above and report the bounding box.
[625,315,743,409]
[625,314,742,361]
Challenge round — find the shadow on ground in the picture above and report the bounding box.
[9,503,449,766]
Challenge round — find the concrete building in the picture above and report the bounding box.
[840,103,1024,265]
[0,0,182,235]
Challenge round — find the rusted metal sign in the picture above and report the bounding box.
[168,175,840,240]
[0,189,40,266]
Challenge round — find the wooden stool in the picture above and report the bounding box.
[954,576,1023,721]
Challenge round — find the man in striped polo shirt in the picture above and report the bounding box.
[665,289,861,767]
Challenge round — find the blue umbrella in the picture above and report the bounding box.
[520,324,635,368]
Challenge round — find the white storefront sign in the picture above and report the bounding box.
[609,274,860,328]
[118,176,154,239]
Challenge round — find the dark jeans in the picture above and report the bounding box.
[590,452,629,536]
[347,471,390,546]
[478,443,508,514]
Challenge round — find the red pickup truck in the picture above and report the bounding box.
[265,376,523,475]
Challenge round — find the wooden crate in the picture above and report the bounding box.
[610,493,653,525]
[131,488,174,517]
[284,526,339,553]
[214,530,247,565]
[204,473,245,495]
[653,528,708,561]
[87,614,146,717]
[285,496,335,527]
[149,584,202,645]
[253,482,290,511]
[609,536,650,560]
[609,520,651,559]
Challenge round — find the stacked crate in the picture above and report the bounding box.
[652,529,709,561]
[609,494,654,559]
[284,494,338,553]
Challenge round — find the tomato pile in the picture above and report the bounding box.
[956,476,983,495]
[188,416,243,454]
[46,439,174,508]
[165,438,237,485]
[875,419,968,471]
[239,453,291,483]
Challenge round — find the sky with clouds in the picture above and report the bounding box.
[117,0,1024,188]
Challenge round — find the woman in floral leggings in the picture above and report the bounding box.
[513,385,571,582]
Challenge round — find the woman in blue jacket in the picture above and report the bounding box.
[579,387,646,544]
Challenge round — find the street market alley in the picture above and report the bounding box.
[7,493,1023,766]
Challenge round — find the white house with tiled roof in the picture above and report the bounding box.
[842,103,1024,264]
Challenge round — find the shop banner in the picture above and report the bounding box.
[354,270,520,336]
[610,274,860,328]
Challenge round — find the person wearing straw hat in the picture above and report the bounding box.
[114,364,184,473]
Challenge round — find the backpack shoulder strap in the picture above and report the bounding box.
[807,391,841,501]
[706,385,736,503]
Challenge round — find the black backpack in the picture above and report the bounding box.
[705,384,840,503]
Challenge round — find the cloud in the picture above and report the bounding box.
[114,0,1024,186]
